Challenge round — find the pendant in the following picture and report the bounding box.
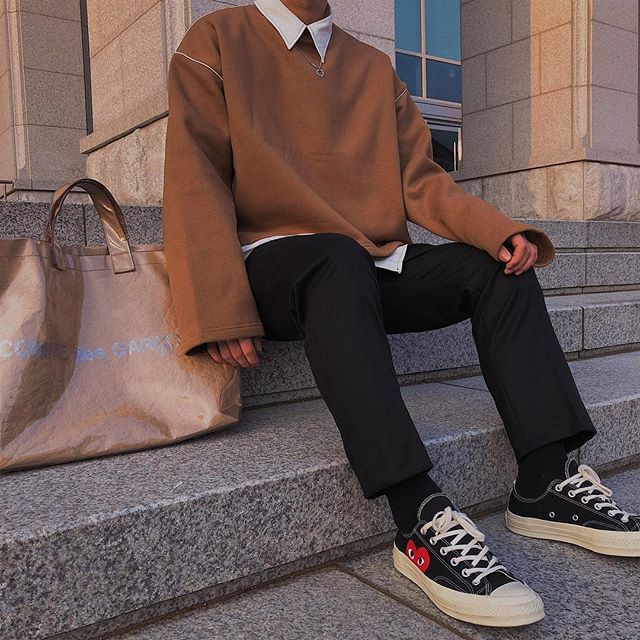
[316,68,325,77]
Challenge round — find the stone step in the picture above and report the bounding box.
[2,350,639,640]
[94,465,640,640]
[411,222,640,293]
[242,289,640,407]
[2,201,640,293]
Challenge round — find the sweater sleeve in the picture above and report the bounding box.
[162,21,265,357]
[392,68,555,267]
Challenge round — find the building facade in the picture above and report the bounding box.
[0,0,639,222]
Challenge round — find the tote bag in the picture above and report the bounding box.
[0,177,241,472]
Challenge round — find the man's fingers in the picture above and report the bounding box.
[216,341,234,365]
[207,342,224,363]
[218,340,244,367]
[208,338,261,368]
[239,337,260,367]
[504,241,528,274]
[514,256,535,276]
[514,246,538,275]
[227,339,252,367]
[498,245,512,263]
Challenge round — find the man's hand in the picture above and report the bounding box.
[207,336,262,368]
[498,233,538,276]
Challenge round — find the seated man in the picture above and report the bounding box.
[162,0,640,628]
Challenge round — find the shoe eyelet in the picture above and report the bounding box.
[429,537,436,545]
[439,547,448,556]
[549,511,555,518]
[461,569,470,578]
[572,515,579,522]
[472,579,480,586]
[581,497,588,504]
[554,484,562,492]
[594,504,602,511]
[568,490,576,498]
[450,558,458,567]
[607,511,616,517]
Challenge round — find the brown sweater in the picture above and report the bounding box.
[162,5,556,357]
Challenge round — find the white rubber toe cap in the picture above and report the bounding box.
[491,582,536,598]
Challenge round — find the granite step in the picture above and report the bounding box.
[2,350,639,640]
[99,465,640,640]
[242,289,640,407]
[409,220,640,293]
[2,201,640,294]
[335,464,640,640]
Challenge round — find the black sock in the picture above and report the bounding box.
[515,440,568,498]
[385,471,442,532]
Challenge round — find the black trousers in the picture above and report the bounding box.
[244,232,597,500]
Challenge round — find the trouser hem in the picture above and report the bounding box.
[362,451,434,501]
[513,420,597,462]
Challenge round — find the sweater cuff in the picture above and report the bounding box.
[177,322,266,357]
[495,224,556,268]
[522,229,556,267]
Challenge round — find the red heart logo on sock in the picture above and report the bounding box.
[406,539,430,573]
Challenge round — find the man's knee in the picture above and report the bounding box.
[307,232,375,275]
[460,243,543,294]
[295,233,380,314]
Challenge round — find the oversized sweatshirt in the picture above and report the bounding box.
[162,4,556,357]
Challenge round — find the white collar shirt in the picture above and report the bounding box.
[254,0,333,62]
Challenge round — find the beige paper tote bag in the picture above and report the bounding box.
[0,177,241,472]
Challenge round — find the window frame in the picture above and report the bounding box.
[395,0,463,171]
[394,0,462,107]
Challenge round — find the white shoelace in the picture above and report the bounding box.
[419,507,507,586]
[556,464,633,523]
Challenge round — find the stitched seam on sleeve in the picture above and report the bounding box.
[394,86,407,102]
[175,50,223,83]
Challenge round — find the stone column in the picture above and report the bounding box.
[0,0,87,201]
[456,0,640,221]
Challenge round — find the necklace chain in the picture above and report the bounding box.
[294,45,326,77]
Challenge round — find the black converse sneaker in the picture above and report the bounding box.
[393,493,545,627]
[506,458,640,556]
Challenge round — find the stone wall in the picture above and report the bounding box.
[0,0,87,197]
[456,0,640,220]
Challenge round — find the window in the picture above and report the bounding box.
[394,0,461,103]
[430,124,462,172]
[394,0,462,170]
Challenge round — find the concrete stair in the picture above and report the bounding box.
[241,288,640,406]
[2,351,640,639]
[2,205,640,639]
[87,466,640,640]
[2,201,640,296]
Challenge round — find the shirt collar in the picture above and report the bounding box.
[253,0,333,63]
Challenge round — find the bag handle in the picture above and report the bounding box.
[44,178,135,273]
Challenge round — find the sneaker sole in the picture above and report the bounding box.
[392,545,545,627]
[505,510,640,556]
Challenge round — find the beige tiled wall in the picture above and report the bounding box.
[459,0,577,178]
[1,0,87,196]
[85,0,166,140]
[0,4,15,183]
[457,0,640,220]
[590,17,638,155]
